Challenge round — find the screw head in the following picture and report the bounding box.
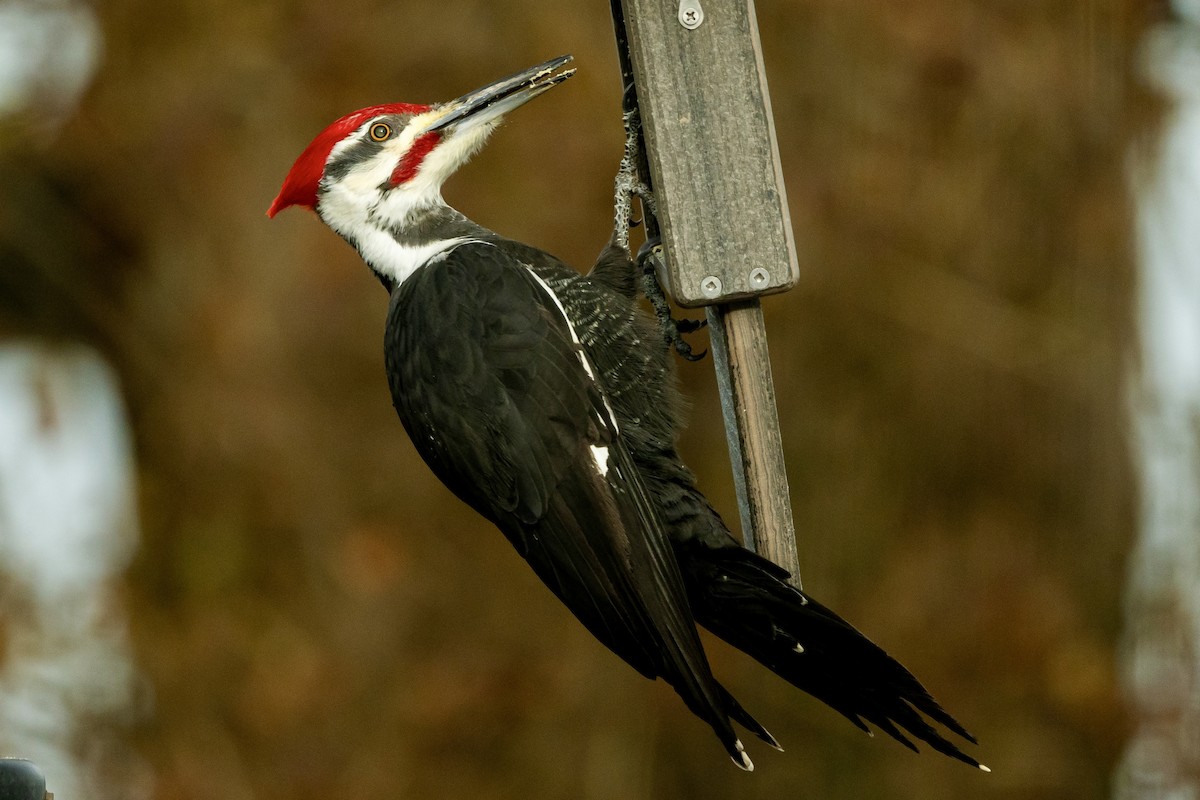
[700,275,723,299]
[0,760,47,800]
[749,267,770,289]
[679,2,704,29]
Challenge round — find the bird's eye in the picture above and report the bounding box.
[369,123,392,142]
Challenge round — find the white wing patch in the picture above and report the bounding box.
[589,445,611,478]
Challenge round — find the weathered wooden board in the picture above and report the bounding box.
[620,0,799,307]
[707,300,801,587]
[615,0,802,585]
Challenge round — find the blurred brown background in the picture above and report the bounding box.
[0,0,1168,797]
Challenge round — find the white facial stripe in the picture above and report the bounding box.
[385,122,493,201]
[326,116,382,161]
[318,110,501,288]
[324,107,483,197]
[324,117,424,197]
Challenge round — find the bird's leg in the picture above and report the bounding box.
[637,237,708,362]
[613,99,705,360]
[630,177,657,221]
[612,106,647,254]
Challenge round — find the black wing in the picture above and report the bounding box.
[544,249,985,769]
[383,241,763,767]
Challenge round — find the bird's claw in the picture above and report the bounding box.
[637,238,708,362]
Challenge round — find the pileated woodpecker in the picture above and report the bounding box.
[269,55,985,773]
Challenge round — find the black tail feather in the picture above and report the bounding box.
[715,682,782,751]
[677,544,986,770]
[868,715,919,753]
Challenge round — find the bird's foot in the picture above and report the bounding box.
[636,237,708,362]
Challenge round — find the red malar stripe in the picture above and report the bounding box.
[391,131,442,185]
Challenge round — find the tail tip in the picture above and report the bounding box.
[755,726,783,752]
[732,740,754,771]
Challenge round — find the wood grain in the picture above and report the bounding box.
[707,299,802,588]
[620,0,799,307]
[616,0,802,585]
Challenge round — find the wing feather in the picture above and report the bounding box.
[384,242,751,761]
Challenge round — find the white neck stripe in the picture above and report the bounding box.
[348,228,477,287]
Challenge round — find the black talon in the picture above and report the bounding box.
[622,79,638,111]
[636,238,708,362]
[635,236,660,267]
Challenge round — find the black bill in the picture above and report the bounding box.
[424,54,576,134]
